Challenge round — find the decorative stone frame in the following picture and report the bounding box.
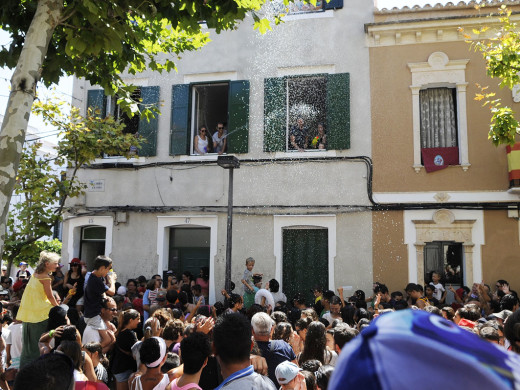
[408,52,470,173]
[157,216,218,304]
[273,215,337,292]
[65,215,114,263]
[404,209,484,286]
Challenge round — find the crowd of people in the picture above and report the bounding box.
[0,253,518,390]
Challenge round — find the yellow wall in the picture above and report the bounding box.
[370,41,511,192]
[372,210,408,292]
[482,210,520,288]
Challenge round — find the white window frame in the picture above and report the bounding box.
[65,216,114,263]
[273,215,336,292]
[189,82,229,156]
[284,75,328,152]
[408,52,470,173]
[157,216,218,304]
[403,209,484,287]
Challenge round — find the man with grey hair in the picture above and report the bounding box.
[251,312,297,385]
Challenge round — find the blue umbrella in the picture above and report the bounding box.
[329,310,520,390]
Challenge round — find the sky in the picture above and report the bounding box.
[0,0,467,136]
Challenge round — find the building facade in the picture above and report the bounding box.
[62,0,375,304]
[367,1,520,294]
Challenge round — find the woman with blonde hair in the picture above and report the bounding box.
[18,251,60,367]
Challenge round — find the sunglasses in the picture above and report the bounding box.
[218,127,224,129]
[200,130,206,133]
[107,308,117,312]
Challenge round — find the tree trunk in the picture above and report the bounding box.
[0,0,63,259]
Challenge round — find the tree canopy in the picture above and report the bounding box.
[469,5,520,146]
[0,0,287,257]
[3,97,141,271]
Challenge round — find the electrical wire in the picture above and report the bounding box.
[69,154,520,215]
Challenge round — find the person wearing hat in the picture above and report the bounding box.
[1,265,7,278]
[16,261,31,280]
[275,361,305,390]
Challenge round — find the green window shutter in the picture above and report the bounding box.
[170,84,190,156]
[138,86,160,157]
[86,89,106,118]
[227,80,250,154]
[264,77,287,152]
[326,73,350,150]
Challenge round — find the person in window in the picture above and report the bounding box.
[194,126,209,155]
[313,123,327,150]
[289,118,309,152]
[213,122,227,155]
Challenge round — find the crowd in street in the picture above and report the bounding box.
[0,252,518,390]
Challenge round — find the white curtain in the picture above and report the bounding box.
[420,88,457,148]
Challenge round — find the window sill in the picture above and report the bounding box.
[283,9,333,21]
[94,157,146,164]
[180,154,221,162]
[275,150,337,159]
[413,163,471,173]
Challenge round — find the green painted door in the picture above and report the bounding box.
[169,228,210,278]
[282,228,328,306]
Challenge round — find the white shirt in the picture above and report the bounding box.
[82,325,101,345]
[5,323,22,369]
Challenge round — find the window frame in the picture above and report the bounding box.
[264,72,350,154]
[171,79,250,157]
[408,52,469,172]
[189,81,230,156]
[284,74,328,152]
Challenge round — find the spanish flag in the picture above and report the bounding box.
[421,147,459,173]
[506,143,520,185]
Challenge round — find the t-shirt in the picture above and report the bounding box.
[212,131,227,154]
[256,339,296,385]
[16,270,30,279]
[112,329,137,374]
[271,291,287,304]
[242,269,253,294]
[84,274,109,318]
[5,322,22,369]
[430,282,446,301]
[255,289,275,310]
[214,365,276,390]
[82,325,102,345]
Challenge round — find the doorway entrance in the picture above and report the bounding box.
[79,226,106,269]
[169,227,210,279]
[282,228,328,306]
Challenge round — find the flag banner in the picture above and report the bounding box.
[421,147,459,173]
[506,143,520,181]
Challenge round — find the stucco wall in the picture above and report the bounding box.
[482,210,520,289]
[372,210,408,292]
[63,210,374,302]
[370,40,511,192]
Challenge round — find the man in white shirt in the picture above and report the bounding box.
[82,297,117,352]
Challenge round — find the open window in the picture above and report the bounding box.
[86,86,160,157]
[107,88,141,135]
[191,83,229,155]
[170,80,250,156]
[264,73,350,152]
[287,76,327,151]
